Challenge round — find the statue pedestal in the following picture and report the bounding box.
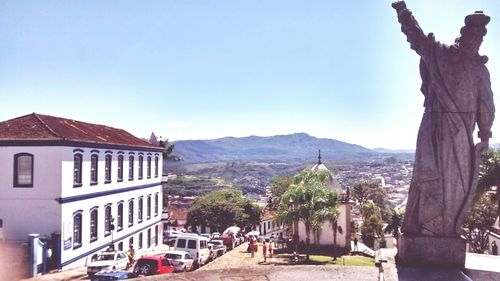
[398,235,466,267]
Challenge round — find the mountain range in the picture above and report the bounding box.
[172,133,413,163]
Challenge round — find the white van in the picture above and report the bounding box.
[174,235,210,267]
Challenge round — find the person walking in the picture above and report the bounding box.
[250,238,255,258]
[353,237,358,252]
[268,241,273,258]
[262,241,267,263]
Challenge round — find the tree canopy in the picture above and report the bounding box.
[275,169,340,259]
[360,200,384,248]
[463,148,500,253]
[267,175,294,210]
[159,138,182,161]
[352,180,391,222]
[186,188,262,233]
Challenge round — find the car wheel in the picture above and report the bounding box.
[136,264,152,275]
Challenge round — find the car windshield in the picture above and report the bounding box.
[165,253,182,259]
[96,254,115,261]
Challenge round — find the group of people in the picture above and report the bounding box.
[248,237,274,262]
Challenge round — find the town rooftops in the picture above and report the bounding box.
[0,113,162,151]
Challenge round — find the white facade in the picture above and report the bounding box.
[259,216,283,238]
[296,203,352,248]
[0,144,163,269]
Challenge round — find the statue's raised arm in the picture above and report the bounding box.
[392,1,432,57]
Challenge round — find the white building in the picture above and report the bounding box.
[292,151,353,249]
[0,113,164,269]
[259,210,283,238]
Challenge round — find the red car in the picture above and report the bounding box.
[133,255,175,276]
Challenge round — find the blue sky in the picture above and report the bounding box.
[1,0,499,149]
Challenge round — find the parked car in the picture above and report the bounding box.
[174,234,211,267]
[133,255,175,276]
[199,233,211,240]
[90,269,137,281]
[164,250,195,272]
[165,236,177,247]
[208,239,227,257]
[87,251,129,277]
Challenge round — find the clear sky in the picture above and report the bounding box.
[1,0,499,149]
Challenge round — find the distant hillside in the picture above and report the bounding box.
[173,133,376,163]
[372,148,415,154]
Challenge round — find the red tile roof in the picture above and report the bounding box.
[0,113,157,149]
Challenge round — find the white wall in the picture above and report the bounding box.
[0,144,164,269]
[296,203,351,247]
[0,146,63,239]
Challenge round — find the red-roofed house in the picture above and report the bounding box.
[0,113,164,270]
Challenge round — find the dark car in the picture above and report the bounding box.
[90,269,137,281]
[133,255,175,276]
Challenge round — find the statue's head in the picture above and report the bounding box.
[456,11,490,56]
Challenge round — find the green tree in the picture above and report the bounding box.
[476,149,500,216]
[267,175,294,210]
[463,192,498,253]
[352,180,391,222]
[463,149,500,253]
[186,189,262,232]
[361,200,384,249]
[159,138,181,161]
[384,208,403,246]
[275,169,332,260]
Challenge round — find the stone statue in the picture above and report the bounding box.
[392,1,495,240]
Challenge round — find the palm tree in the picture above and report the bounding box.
[275,169,331,260]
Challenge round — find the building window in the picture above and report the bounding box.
[138,197,143,223]
[154,156,159,178]
[128,156,134,181]
[90,208,98,242]
[155,225,159,246]
[14,153,34,187]
[147,156,151,179]
[139,232,143,249]
[105,155,112,183]
[117,202,123,231]
[73,154,83,187]
[154,193,159,217]
[118,242,123,251]
[90,154,98,185]
[138,156,143,180]
[129,237,134,248]
[104,205,112,237]
[117,155,124,182]
[73,212,82,249]
[147,228,151,248]
[147,195,151,219]
[128,199,134,227]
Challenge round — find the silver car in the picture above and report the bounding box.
[164,250,194,272]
